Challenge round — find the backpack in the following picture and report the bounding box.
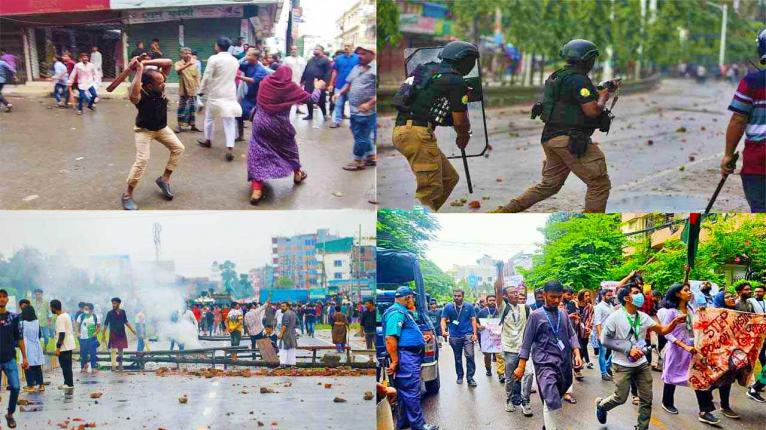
[500,302,530,326]
[391,62,441,114]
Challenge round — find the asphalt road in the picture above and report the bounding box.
[0,96,375,210]
[13,334,374,429]
[421,341,766,430]
[378,78,752,213]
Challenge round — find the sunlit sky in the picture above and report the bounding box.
[0,211,374,277]
[426,214,550,271]
[273,0,359,41]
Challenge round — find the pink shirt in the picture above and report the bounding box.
[68,62,98,90]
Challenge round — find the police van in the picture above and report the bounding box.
[375,248,440,395]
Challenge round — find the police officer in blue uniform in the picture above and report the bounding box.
[382,286,439,430]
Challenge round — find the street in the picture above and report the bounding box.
[377,78,752,212]
[14,332,374,430]
[0,94,375,210]
[421,341,766,430]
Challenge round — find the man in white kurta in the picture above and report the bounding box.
[283,45,307,113]
[197,37,242,161]
[90,46,103,87]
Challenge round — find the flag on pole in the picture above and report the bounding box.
[681,213,702,269]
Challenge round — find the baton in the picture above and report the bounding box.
[704,152,739,214]
[107,53,148,92]
[460,147,473,193]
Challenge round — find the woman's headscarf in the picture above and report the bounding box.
[257,65,311,114]
[712,291,726,308]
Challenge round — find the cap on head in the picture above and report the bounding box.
[395,286,414,298]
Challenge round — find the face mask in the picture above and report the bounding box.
[631,293,644,308]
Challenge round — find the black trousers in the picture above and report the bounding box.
[578,337,590,363]
[662,383,724,413]
[305,90,327,118]
[58,350,74,387]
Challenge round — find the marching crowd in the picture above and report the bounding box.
[418,269,766,430]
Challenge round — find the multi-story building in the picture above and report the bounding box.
[452,255,497,293]
[336,0,375,48]
[271,229,338,289]
[248,264,275,298]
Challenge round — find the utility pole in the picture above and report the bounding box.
[153,223,161,262]
[707,2,728,69]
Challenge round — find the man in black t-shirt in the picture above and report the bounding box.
[0,289,28,429]
[130,41,148,60]
[121,55,185,210]
[300,45,331,120]
[360,300,377,349]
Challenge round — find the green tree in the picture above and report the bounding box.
[219,260,237,295]
[378,0,402,50]
[420,259,456,303]
[377,208,440,256]
[274,277,295,289]
[520,214,624,291]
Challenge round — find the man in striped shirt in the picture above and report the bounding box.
[723,29,766,212]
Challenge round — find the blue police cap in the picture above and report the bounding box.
[395,286,414,298]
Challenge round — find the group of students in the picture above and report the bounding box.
[430,268,766,430]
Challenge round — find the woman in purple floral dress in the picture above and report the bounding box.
[247,65,326,204]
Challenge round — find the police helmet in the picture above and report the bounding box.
[758,29,766,64]
[439,41,479,75]
[560,39,600,62]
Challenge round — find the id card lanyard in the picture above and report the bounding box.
[452,304,463,326]
[623,308,640,342]
[544,309,565,351]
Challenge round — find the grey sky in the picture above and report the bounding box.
[0,210,374,277]
[427,214,550,271]
[274,0,360,41]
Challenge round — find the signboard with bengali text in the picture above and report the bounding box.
[124,5,243,24]
[0,0,109,16]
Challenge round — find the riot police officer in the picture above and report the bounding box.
[720,29,766,212]
[392,40,478,211]
[382,286,438,430]
[496,39,617,213]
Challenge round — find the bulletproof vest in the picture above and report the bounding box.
[382,305,425,348]
[398,62,462,127]
[541,67,602,129]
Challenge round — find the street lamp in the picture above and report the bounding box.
[707,2,728,68]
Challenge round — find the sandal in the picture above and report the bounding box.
[293,170,308,184]
[6,414,16,428]
[250,189,262,205]
[342,162,365,171]
[564,395,577,404]
[364,157,377,167]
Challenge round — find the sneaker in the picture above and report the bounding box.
[329,123,340,128]
[498,376,505,384]
[302,115,313,121]
[601,373,613,381]
[586,362,593,369]
[607,368,613,376]
[595,397,607,424]
[76,110,83,115]
[747,387,766,402]
[87,105,95,111]
[720,408,740,419]
[522,404,533,417]
[225,152,234,162]
[155,177,174,200]
[485,369,492,376]
[662,404,679,414]
[698,412,720,425]
[505,402,515,412]
[456,378,463,384]
[121,194,138,211]
[467,379,477,387]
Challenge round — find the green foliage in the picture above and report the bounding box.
[377,208,440,256]
[219,260,237,295]
[274,277,295,289]
[378,0,403,50]
[420,259,456,303]
[520,214,625,291]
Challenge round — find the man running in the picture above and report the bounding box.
[0,289,28,429]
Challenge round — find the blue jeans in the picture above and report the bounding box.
[79,337,98,369]
[394,349,426,430]
[306,319,315,336]
[448,334,476,380]
[77,86,97,111]
[136,336,146,352]
[598,341,612,376]
[333,92,348,124]
[0,359,20,414]
[54,83,67,103]
[742,174,766,212]
[169,339,185,351]
[350,114,376,160]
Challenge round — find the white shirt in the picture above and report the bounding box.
[182,309,198,328]
[53,61,68,84]
[90,51,102,70]
[55,313,76,352]
[68,62,97,90]
[594,301,615,331]
[199,51,242,118]
[284,55,307,85]
[244,305,267,336]
[601,309,656,368]
[748,297,766,314]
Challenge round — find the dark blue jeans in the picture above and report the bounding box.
[79,336,98,369]
[742,174,766,212]
[0,359,20,414]
[77,86,97,111]
[54,83,67,103]
[350,113,376,160]
[448,334,476,380]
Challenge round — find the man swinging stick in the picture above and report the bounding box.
[120,55,186,210]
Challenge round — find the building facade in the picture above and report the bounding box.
[452,254,497,292]
[271,229,338,289]
[336,0,375,48]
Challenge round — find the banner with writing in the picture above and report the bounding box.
[479,318,502,353]
[689,307,766,390]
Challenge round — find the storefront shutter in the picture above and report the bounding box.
[126,21,180,83]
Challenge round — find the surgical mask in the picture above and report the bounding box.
[631,293,645,308]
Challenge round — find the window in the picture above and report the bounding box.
[334,260,343,267]
[334,273,343,279]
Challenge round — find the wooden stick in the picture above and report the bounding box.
[106,53,147,92]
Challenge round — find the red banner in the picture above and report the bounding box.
[689,307,766,390]
[0,0,109,16]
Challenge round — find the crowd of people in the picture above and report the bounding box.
[0,288,378,427]
[417,269,766,430]
[0,35,377,210]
